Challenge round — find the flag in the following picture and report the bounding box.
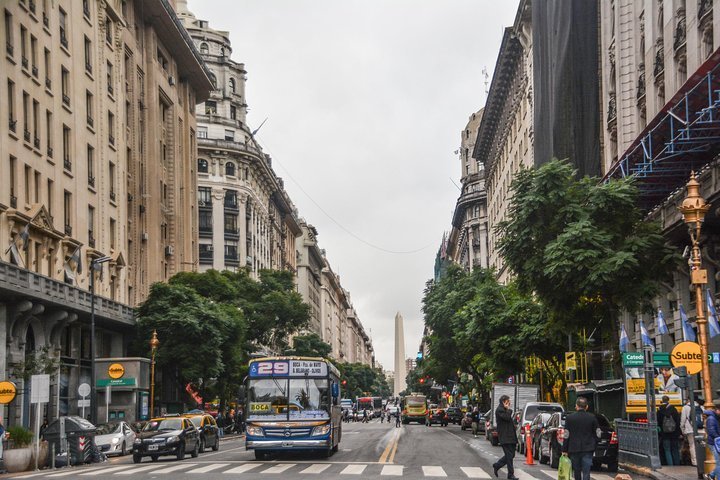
[639,320,653,346]
[93,258,104,282]
[66,245,82,275]
[619,324,630,353]
[5,239,22,266]
[19,223,30,250]
[679,304,696,342]
[656,308,669,335]
[707,289,720,338]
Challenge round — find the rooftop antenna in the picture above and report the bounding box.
[482,67,489,100]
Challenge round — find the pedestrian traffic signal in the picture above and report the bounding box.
[419,378,425,384]
[341,380,347,386]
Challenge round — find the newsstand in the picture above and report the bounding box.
[41,416,97,465]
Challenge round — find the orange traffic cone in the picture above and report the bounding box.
[524,429,534,465]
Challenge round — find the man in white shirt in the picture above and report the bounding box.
[680,398,696,466]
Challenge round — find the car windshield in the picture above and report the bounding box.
[95,423,121,435]
[187,417,202,427]
[143,419,182,431]
[525,405,564,422]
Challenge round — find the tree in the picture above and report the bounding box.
[337,363,390,399]
[283,333,332,358]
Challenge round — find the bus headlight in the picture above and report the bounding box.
[246,425,264,437]
[311,424,331,436]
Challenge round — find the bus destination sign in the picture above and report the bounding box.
[250,359,328,378]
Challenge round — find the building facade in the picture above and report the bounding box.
[0,0,210,426]
[176,2,301,277]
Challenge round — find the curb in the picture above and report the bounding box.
[619,463,677,480]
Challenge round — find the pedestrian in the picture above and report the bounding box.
[0,417,5,463]
[704,401,720,480]
[39,418,48,438]
[217,410,225,438]
[362,409,369,423]
[658,395,681,465]
[680,397,697,466]
[561,397,599,480]
[381,408,385,423]
[395,409,401,428]
[492,395,518,480]
[471,406,480,438]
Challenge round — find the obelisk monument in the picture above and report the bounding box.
[394,312,407,397]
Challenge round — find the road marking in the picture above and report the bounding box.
[115,464,163,475]
[78,465,136,475]
[16,472,60,479]
[380,465,404,475]
[224,463,263,473]
[341,464,367,474]
[300,463,331,473]
[515,471,538,480]
[378,429,400,463]
[151,463,198,473]
[387,431,400,463]
[186,463,229,473]
[261,463,296,474]
[422,466,447,476]
[460,467,491,478]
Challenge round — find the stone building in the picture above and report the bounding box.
[0,0,211,426]
[176,2,301,276]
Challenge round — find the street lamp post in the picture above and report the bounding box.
[150,330,159,418]
[89,255,111,425]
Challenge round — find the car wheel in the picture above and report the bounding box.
[607,460,618,472]
[191,440,199,458]
[121,441,127,456]
[150,455,159,462]
[533,440,539,460]
[212,437,220,451]
[461,425,466,431]
[176,443,185,461]
[550,444,560,469]
[539,439,549,464]
[198,438,205,453]
[132,453,142,464]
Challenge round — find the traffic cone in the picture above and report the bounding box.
[524,430,534,465]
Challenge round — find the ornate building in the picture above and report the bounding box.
[176,2,301,277]
[0,0,211,426]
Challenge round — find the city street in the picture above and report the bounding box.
[5,421,624,480]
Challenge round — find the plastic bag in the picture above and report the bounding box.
[558,454,573,480]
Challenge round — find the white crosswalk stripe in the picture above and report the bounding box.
[300,463,332,473]
[340,464,367,474]
[186,463,229,473]
[261,463,296,474]
[115,464,162,475]
[422,466,447,477]
[460,467,491,478]
[380,464,404,475]
[78,465,136,475]
[151,463,198,473]
[224,463,263,474]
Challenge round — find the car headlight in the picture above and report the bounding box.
[111,437,120,444]
[166,435,180,444]
[311,424,331,436]
[246,425,264,437]
[133,438,142,445]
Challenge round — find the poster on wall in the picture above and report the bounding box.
[624,366,683,413]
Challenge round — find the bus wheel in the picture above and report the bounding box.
[254,450,267,460]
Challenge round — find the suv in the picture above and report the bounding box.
[446,407,463,425]
[183,413,220,453]
[516,402,564,454]
[133,415,200,463]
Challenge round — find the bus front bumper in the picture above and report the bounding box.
[247,439,331,449]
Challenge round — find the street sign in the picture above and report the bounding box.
[30,374,50,403]
[96,378,135,387]
[78,383,91,398]
[622,352,671,367]
[0,381,17,404]
[712,352,720,364]
[78,399,90,407]
[671,341,703,374]
[565,352,577,371]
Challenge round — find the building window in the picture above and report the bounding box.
[107,61,114,95]
[157,47,168,70]
[82,0,90,19]
[225,162,235,176]
[224,189,237,208]
[30,35,37,76]
[84,36,92,74]
[9,156,17,208]
[209,73,217,89]
[224,213,238,233]
[230,106,236,120]
[59,8,68,48]
[88,205,95,247]
[5,10,13,58]
[62,125,71,170]
[198,187,211,206]
[87,145,95,187]
[105,17,112,45]
[229,77,236,94]
[20,25,27,69]
[224,129,234,141]
[22,92,29,141]
[197,126,207,138]
[7,80,15,132]
[199,42,209,55]
[86,91,94,127]
[224,244,238,260]
[43,48,51,89]
[110,218,116,249]
[199,244,213,260]
[61,66,69,106]
[205,101,217,115]
[109,162,116,201]
[199,210,212,232]
[198,158,209,173]
[45,110,53,157]
[63,190,72,234]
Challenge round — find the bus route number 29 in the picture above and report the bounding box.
[256,361,289,375]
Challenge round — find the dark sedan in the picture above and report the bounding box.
[426,408,449,427]
[538,412,618,472]
[446,407,464,425]
[183,413,220,453]
[132,416,200,463]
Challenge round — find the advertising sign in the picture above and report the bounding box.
[624,364,682,413]
[0,381,17,404]
[30,374,50,404]
[671,341,703,375]
[108,363,125,379]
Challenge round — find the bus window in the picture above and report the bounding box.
[288,378,330,420]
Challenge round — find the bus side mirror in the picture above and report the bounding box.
[332,382,339,398]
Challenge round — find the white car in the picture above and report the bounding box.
[95,421,137,456]
[386,406,400,416]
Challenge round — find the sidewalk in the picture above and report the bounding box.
[621,463,699,480]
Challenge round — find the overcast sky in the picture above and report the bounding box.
[188,0,519,371]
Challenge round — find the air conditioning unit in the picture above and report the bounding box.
[168,75,176,86]
[165,245,174,256]
[141,232,148,241]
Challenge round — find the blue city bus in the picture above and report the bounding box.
[245,357,342,459]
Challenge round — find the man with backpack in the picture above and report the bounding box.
[681,397,698,466]
[657,395,681,465]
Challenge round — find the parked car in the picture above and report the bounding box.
[461,412,473,431]
[527,412,553,460]
[538,411,618,472]
[446,407,463,425]
[183,413,220,453]
[133,415,200,463]
[426,408,449,427]
[516,402,564,454]
[95,421,137,456]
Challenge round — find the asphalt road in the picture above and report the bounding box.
[3,420,626,480]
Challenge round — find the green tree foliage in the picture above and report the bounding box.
[496,159,678,339]
[337,363,391,399]
[283,333,332,358]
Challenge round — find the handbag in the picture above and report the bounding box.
[558,454,573,480]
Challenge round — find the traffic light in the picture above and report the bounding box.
[419,378,425,384]
[341,380,347,386]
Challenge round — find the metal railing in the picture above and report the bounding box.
[616,419,661,469]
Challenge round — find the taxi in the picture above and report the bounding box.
[132,414,200,463]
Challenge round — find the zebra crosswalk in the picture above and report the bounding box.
[13,462,621,479]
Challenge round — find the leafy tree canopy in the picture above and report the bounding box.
[337,362,391,399]
[283,333,332,358]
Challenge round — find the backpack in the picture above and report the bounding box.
[662,412,677,433]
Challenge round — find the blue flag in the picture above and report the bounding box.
[656,308,669,335]
[619,324,630,353]
[706,289,720,338]
[640,320,653,346]
[679,304,696,342]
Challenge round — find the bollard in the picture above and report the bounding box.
[524,428,534,465]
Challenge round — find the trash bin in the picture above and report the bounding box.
[42,416,97,465]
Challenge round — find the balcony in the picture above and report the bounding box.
[62,94,70,107]
[45,77,51,90]
[24,129,31,142]
[9,119,16,133]
[88,176,95,188]
[6,43,13,57]
[63,157,71,171]
[64,224,72,236]
[199,248,213,262]
[21,57,28,69]
[199,225,213,238]
[224,199,239,211]
[224,227,239,239]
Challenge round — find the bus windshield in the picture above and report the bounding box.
[406,396,426,406]
[248,377,329,421]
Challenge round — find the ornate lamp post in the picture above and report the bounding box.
[149,330,159,418]
[678,173,713,410]
[89,255,111,425]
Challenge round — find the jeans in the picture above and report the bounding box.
[569,452,593,480]
[711,444,720,480]
[662,437,680,465]
[471,422,479,436]
[494,444,515,478]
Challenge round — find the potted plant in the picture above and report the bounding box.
[4,426,33,472]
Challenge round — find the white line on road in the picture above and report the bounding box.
[79,465,136,475]
[261,463,296,474]
[115,464,163,475]
[422,465,447,477]
[460,467,491,478]
[150,463,198,473]
[224,463,263,474]
[300,463,331,473]
[380,465,404,475]
[340,464,367,474]
[186,463,229,473]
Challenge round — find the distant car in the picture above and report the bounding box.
[386,406,401,416]
[183,413,220,453]
[516,402,564,454]
[94,421,137,456]
[133,416,200,463]
[538,412,618,472]
[461,412,473,431]
[446,407,463,425]
[426,408,449,427]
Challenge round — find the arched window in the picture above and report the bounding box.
[198,159,208,173]
[209,73,217,89]
[225,162,236,176]
[200,42,209,55]
[229,78,236,94]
